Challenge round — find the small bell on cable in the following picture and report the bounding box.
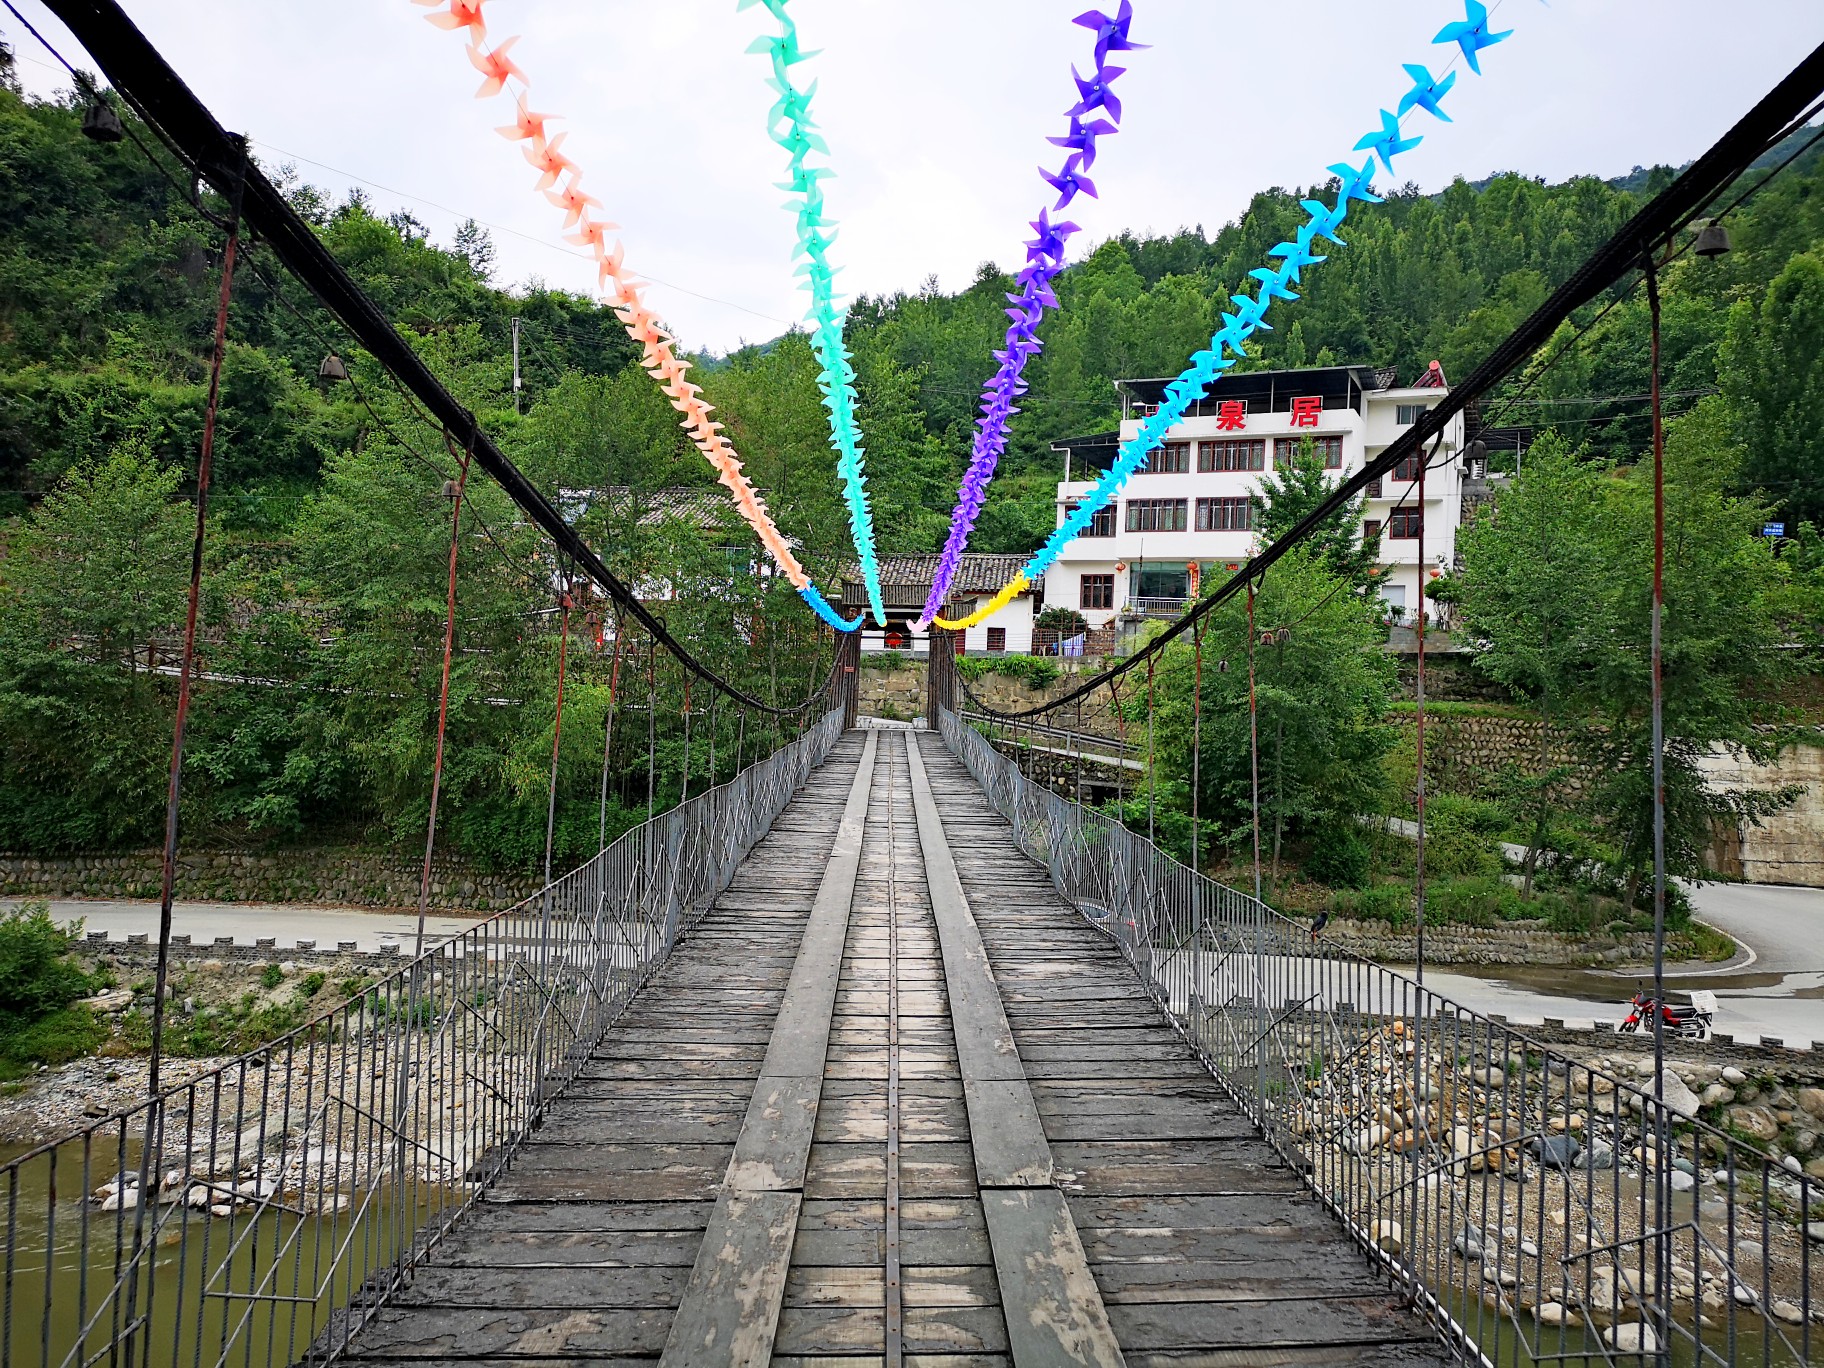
[1692,221,1732,258]
[317,353,348,382]
[440,479,460,500]
[81,92,124,143]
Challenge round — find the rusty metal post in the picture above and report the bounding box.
[131,136,244,1368]
[415,447,472,956]
[598,613,625,853]
[542,581,574,889]
[1247,579,1263,904]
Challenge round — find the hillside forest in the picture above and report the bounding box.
[0,56,1820,912]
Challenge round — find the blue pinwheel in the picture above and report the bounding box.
[1396,63,1457,121]
[1268,229,1326,284]
[1327,157,1385,207]
[1433,0,1513,75]
[1300,198,1350,247]
[1354,109,1422,174]
[1249,265,1299,305]
[1073,1,1148,65]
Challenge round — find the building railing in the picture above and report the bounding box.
[3,708,844,1368]
[938,707,1817,1368]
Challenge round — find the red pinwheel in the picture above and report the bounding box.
[522,131,577,191]
[566,218,619,256]
[467,38,526,99]
[546,174,603,229]
[415,0,486,42]
[496,93,554,144]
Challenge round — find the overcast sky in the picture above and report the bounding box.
[8,1,1824,354]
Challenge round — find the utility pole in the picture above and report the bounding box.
[512,315,523,415]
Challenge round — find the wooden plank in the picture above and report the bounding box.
[978,1188,1125,1368]
[660,731,880,1367]
[905,735,1125,1368]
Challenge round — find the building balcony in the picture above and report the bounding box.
[1120,597,1187,619]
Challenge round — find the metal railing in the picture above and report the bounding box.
[4,708,843,1368]
[939,707,1817,1367]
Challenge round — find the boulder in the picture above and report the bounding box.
[1724,1105,1781,1143]
[1530,1135,1581,1169]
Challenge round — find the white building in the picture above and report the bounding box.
[842,554,1036,656]
[1044,364,1468,633]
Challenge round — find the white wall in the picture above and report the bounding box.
[1045,384,1463,626]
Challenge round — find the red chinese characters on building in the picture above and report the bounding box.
[1289,395,1323,428]
[1216,400,1247,431]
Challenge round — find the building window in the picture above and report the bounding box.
[1149,441,1191,474]
[1392,454,1423,482]
[1195,496,1254,531]
[1068,502,1116,537]
[1273,435,1344,469]
[1365,477,1384,499]
[1133,562,1189,602]
[1395,403,1430,425]
[1197,439,1265,472]
[1126,498,1188,533]
[1363,518,1382,546]
[1388,508,1423,539]
[1080,574,1114,610]
[985,626,1007,653]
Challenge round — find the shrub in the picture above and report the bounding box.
[259,963,284,990]
[0,904,96,1023]
[1422,797,1505,879]
[993,656,1061,689]
[1425,876,1520,927]
[1304,823,1371,889]
[1332,883,1413,926]
[864,650,906,671]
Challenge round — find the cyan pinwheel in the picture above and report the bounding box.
[937,6,1513,631]
[744,0,887,627]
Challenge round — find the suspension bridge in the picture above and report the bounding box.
[4,1,1820,1364]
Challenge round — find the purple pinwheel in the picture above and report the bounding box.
[1069,64,1125,122]
[1047,114,1118,169]
[1040,159,1097,208]
[1025,207,1078,261]
[917,10,1143,627]
[1073,0,1148,66]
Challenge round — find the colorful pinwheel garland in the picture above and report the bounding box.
[916,2,1146,630]
[935,1,1513,630]
[411,0,861,632]
[743,0,885,627]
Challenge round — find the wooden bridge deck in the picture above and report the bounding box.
[342,729,1452,1367]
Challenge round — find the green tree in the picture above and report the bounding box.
[1147,549,1396,890]
[1579,399,1805,905]
[1456,431,1605,892]
[1718,250,1824,525]
[1254,436,1383,589]
[0,441,190,848]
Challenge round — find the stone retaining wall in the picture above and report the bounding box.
[0,849,539,912]
[1321,916,1657,968]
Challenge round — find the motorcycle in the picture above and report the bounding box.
[1616,986,1716,1040]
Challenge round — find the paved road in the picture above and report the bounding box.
[1,897,481,954]
[1684,880,1823,975]
[1394,879,1824,1050]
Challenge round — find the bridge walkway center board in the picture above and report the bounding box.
[339,727,1454,1366]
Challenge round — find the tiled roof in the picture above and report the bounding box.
[839,554,1031,609]
[560,486,742,531]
